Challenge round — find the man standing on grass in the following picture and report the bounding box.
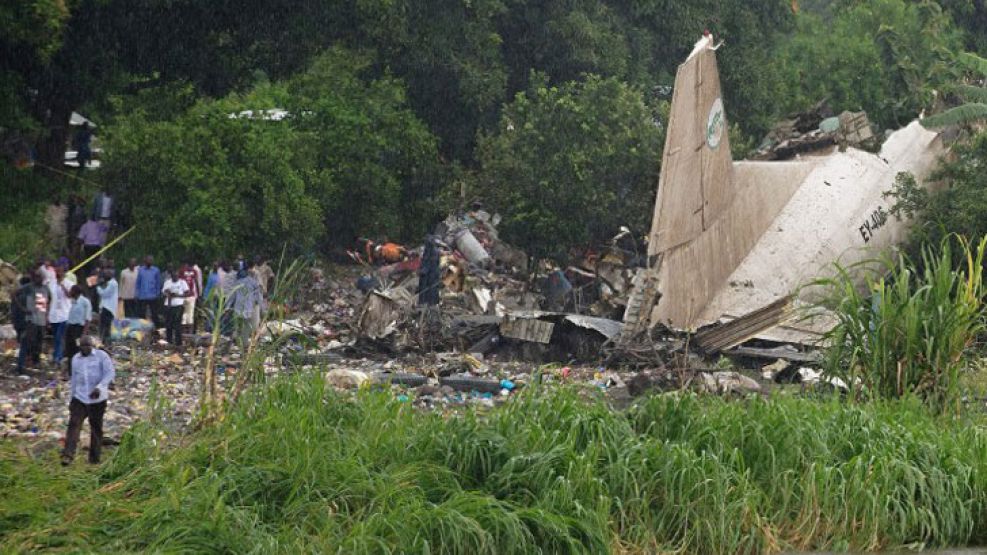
[119,258,138,318]
[135,255,161,326]
[96,269,118,345]
[61,335,114,466]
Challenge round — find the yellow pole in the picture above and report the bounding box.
[71,225,137,275]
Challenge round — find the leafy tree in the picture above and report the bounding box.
[352,0,510,162]
[475,74,663,260]
[777,0,960,129]
[920,52,987,128]
[937,0,987,55]
[613,0,796,138]
[0,0,70,135]
[100,49,447,261]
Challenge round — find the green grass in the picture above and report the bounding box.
[3,379,987,553]
[814,236,987,414]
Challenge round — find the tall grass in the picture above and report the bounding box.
[814,236,987,413]
[5,379,987,553]
[194,252,311,424]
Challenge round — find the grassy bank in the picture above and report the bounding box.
[3,377,987,553]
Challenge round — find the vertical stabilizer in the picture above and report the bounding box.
[648,36,733,256]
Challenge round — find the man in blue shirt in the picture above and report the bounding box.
[61,335,115,465]
[135,255,161,327]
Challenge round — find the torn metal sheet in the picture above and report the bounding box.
[563,315,623,340]
[725,344,821,364]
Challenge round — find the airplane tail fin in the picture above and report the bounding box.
[648,36,734,256]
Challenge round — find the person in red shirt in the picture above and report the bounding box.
[178,260,201,334]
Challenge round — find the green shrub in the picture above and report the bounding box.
[814,236,987,413]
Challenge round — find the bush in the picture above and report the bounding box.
[0,167,61,264]
[814,236,987,413]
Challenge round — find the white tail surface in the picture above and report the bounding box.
[648,36,734,255]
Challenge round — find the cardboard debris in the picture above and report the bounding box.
[500,317,555,344]
[356,287,413,340]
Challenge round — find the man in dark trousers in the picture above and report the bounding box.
[15,271,50,374]
[418,235,441,306]
[10,276,30,371]
[135,255,161,327]
[62,335,115,466]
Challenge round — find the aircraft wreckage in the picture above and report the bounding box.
[620,35,946,347]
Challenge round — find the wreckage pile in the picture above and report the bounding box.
[346,209,646,365]
[0,207,837,442]
[752,100,878,160]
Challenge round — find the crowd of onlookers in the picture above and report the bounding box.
[9,252,276,375]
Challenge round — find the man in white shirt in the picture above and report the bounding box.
[96,269,118,345]
[178,261,201,334]
[39,258,57,288]
[119,258,139,318]
[65,285,92,372]
[161,268,189,346]
[61,335,115,465]
[48,265,72,368]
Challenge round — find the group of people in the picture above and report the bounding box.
[9,253,276,375]
[7,251,275,468]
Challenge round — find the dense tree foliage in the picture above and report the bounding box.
[1,0,984,260]
[101,50,444,260]
[475,75,662,260]
[778,0,960,129]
